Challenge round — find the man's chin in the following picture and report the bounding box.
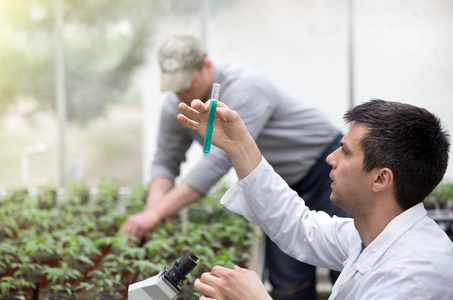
[329,193,338,205]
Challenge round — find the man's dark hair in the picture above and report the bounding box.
[344,99,450,209]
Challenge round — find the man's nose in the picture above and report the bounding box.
[326,148,338,167]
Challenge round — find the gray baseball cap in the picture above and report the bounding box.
[158,35,206,93]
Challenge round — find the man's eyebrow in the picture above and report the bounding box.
[339,140,350,151]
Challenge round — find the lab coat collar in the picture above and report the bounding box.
[355,202,427,274]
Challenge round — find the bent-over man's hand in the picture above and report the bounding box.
[119,209,160,241]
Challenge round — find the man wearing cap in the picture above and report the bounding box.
[120,35,349,300]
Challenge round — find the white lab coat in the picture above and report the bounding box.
[221,157,453,299]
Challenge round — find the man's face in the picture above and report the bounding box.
[326,122,373,215]
[176,62,212,105]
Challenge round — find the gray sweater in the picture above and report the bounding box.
[151,61,338,194]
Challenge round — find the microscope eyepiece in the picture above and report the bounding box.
[177,250,198,276]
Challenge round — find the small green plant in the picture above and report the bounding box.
[425,182,453,209]
[102,253,135,276]
[42,262,82,299]
[81,269,123,296]
[95,177,120,205]
[95,210,123,233]
[434,182,453,207]
[12,255,44,283]
[131,260,164,281]
[43,262,82,285]
[57,234,100,268]
[104,231,140,253]
[4,188,28,204]
[46,282,78,300]
[123,183,147,214]
[61,180,89,208]
[116,245,146,261]
[21,232,61,264]
[143,235,176,261]
[0,276,35,298]
[0,242,17,275]
[0,215,19,241]
[212,217,256,247]
[37,182,57,209]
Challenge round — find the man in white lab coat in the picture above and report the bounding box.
[177,98,453,299]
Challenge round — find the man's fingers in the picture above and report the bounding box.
[190,99,206,110]
[177,113,195,127]
[120,219,146,240]
[120,222,134,235]
[144,231,151,242]
[215,102,240,124]
[199,271,221,286]
[211,265,233,278]
[194,278,218,299]
[178,102,202,121]
[233,265,249,274]
[129,227,143,239]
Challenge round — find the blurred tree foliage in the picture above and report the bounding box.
[0,0,211,125]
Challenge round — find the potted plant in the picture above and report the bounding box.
[0,241,17,277]
[81,269,124,300]
[60,180,90,214]
[44,282,77,300]
[94,178,120,207]
[98,231,140,255]
[0,276,35,300]
[211,217,256,249]
[31,209,63,233]
[20,233,61,288]
[22,233,61,266]
[425,182,453,209]
[37,183,57,210]
[57,234,100,280]
[42,263,82,299]
[123,183,147,215]
[102,252,137,285]
[0,216,19,241]
[142,235,176,262]
[4,188,28,205]
[131,260,164,281]
[12,257,44,300]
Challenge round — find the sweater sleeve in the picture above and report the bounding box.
[150,98,193,182]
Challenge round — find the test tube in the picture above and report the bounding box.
[203,83,220,154]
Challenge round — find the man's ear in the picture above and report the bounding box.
[203,57,212,70]
[372,168,393,193]
[202,57,214,79]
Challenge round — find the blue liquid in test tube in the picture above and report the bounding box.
[203,83,220,154]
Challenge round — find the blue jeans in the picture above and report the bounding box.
[265,132,349,300]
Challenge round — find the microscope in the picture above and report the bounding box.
[128,250,198,300]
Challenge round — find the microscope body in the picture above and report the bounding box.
[128,270,179,300]
[128,250,198,300]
